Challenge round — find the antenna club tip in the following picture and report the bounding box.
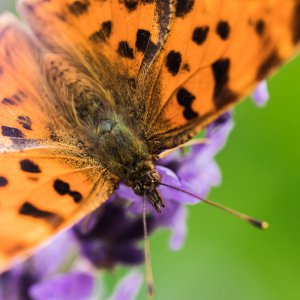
[261,221,269,230]
[250,219,269,229]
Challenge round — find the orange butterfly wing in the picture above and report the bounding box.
[0,13,49,141]
[0,14,113,270]
[18,0,171,78]
[144,0,300,151]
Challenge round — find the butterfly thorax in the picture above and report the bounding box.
[80,114,165,212]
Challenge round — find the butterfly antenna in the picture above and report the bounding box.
[160,183,269,230]
[143,193,155,298]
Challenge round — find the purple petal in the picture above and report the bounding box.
[110,245,144,266]
[157,166,183,201]
[155,201,181,227]
[79,239,144,268]
[30,231,77,278]
[77,211,102,235]
[29,272,94,300]
[179,159,221,201]
[169,205,188,251]
[252,81,269,107]
[157,165,181,187]
[113,185,154,215]
[108,271,143,300]
[79,240,112,268]
[0,266,27,300]
[114,184,141,204]
[204,115,234,157]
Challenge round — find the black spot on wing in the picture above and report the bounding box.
[2,97,16,105]
[216,21,230,40]
[17,116,32,131]
[20,159,41,173]
[165,51,182,76]
[177,88,195,106]
[54,179,83,203]
[175,0,195,18]
[117,41,134,59]
[212,58,238,108]
[68,0,90,16]
[214,89,238,109]
[101,21,112,38]
[19,202,63,226]
[183,107,198,120]
[69,191,83,203]
[176,88,199,120]
[54,179,70,195]
[122,0,139,12]
[0,176,8,187]
[19,202,51,218]
[255,19,266,36]
[212,58,230,96]
[192,26,209,45]
[257,50,282,81]
[136,29,152,53]
[292,2,300,44]
[89,21,112,43]
[1,126,24,138]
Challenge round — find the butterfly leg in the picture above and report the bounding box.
[147,188,165,213]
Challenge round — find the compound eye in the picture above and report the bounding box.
[133,182,143,195]
[149,170,161,183]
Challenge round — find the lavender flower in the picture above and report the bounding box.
[0,232,94,300]
[0,112,235,300]
[107,271,143,300]
[73,201,149,268]
[73,111,234,271]
[29,272,94,300]
[252,81,269,107]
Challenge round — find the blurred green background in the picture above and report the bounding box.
[1,1,300,300]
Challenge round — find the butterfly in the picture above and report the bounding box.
[0,0,299,271]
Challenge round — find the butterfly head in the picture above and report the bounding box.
[126,166,165,213]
